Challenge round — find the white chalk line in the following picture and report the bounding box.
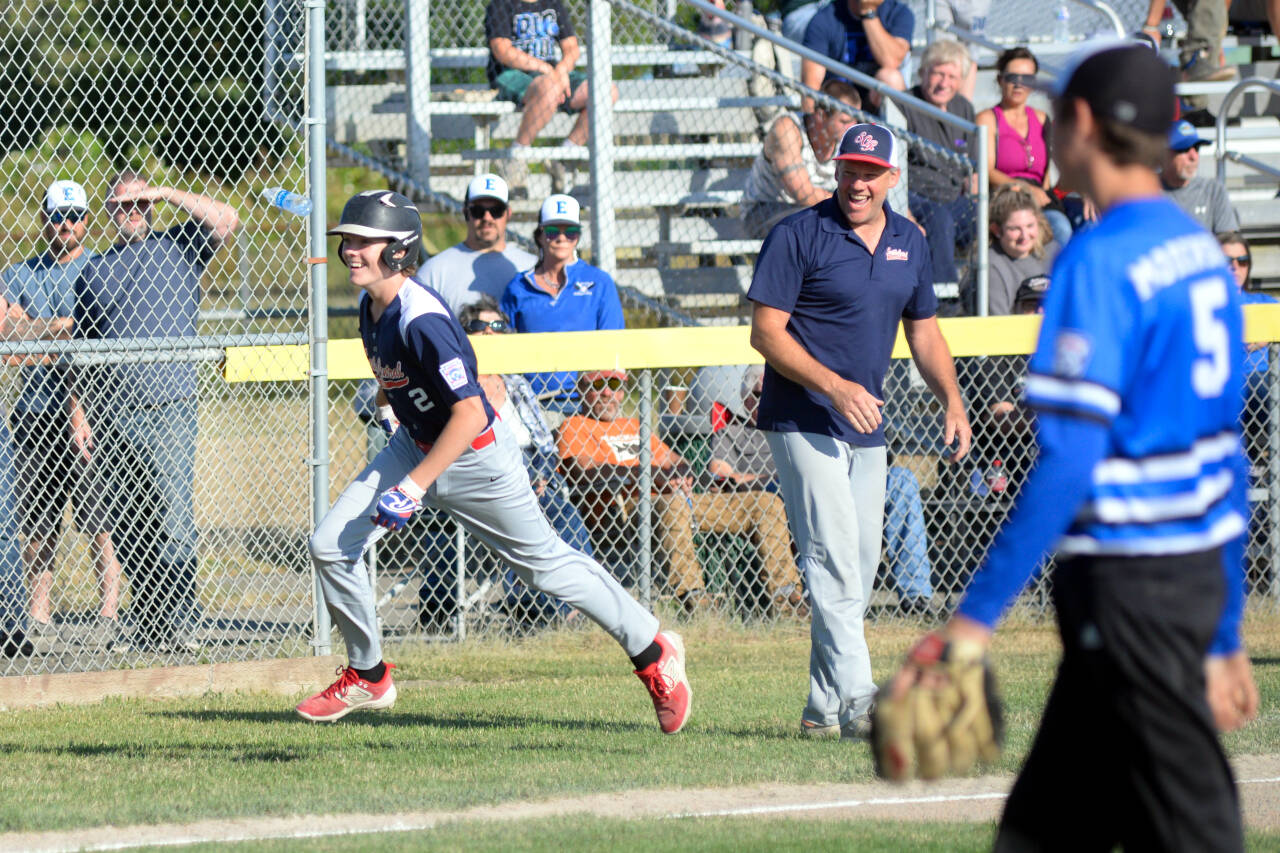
[7,775,1280,853]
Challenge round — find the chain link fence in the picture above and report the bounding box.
[0,0,314,674]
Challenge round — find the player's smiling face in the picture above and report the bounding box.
[341,234,396,290]
[835,160,898,227]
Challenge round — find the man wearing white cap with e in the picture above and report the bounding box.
[748,124,970,739]
[1,180,122,650]
[414,173,536,316]
[501,194,624,415]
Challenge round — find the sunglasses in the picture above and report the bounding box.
[586,377,623,392]
[466,318,509,333]
[1226,254,1250,266]
[1000,72,1037,88]
[467,202,508,220]
[48,209,86,224]
[543,225,582,240]
[109,200,151,215]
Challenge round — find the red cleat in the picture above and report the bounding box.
[296,664,397,722]
[634,631,691,734]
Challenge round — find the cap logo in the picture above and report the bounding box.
[376,192,396,208]
[485,178,496,190]
[557,200,569,214]
[853,131,878,152]
[62,188,75,202]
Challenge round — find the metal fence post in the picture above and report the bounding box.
[405,0,432,190]
[637,369,654,608]
[587,0,618,276]
[1270,344,1280,607]
[307,0,333,655]
[975,123,990,317]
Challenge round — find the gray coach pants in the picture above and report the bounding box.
[766,431,887,727]
[310,420,659,668]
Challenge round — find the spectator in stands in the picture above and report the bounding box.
[931,0,991,101]
[74,172,239,653]
[782,0,830,45]
[697,0,734,49]
[1142,0,1238,84]
[987,184,1056,316]
[414,174,536,316]
[484,0,617,196]
[742,79,863,239]
[460,296,591,627]
[559,369,800,616]
[1162,119,1240,232]
[975,47,1073,247]
[1,181,122,649]
[884,460,938,619]
[502,195,624,417]
[901,40,979,294]
[800,0,913,113]
[1220,231,1272,434]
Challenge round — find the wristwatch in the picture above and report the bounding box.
[860,10,877,19]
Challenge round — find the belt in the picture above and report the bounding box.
[414,420,497,455]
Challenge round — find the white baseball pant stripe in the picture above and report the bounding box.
[766,430,886,727]
[309,419,659,668]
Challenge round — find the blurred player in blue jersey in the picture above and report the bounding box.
[297,190,691,734]
[888,43,1258,851]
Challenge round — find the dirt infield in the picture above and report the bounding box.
[4,755,1278,852]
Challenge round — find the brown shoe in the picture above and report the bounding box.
[1181,49,1238,83]
[677,590,717,614]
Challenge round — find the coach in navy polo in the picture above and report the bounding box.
[749,123,971,739]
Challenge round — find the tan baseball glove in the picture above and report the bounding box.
[871,632,1004,782]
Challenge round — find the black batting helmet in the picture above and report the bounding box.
[328,190,422,272]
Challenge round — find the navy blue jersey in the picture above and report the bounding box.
[748,198,936,446]
[360,281,494,446]
[1026,198,1245,555]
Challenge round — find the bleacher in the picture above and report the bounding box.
[320,2,1280,319]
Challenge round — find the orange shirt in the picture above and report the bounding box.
[558,416,677,468]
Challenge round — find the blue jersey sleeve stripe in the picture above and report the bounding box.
[1081,468,1234,524]
[1025,374,1121,417]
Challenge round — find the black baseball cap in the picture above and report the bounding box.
[1038,41,1176,135]
[832,123,898,169]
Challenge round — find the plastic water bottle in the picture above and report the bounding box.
[986,459,1009,496]
[733,0,753,51]
[262,187,311,217]
[1053,4,1071,43]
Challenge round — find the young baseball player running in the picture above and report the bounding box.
[297,190,691,733]
[877,43,1258,852]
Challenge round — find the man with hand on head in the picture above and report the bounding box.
[2,180,121,647]
[414,174,536,317]
[748,123,970,740]
[299,190,691,735]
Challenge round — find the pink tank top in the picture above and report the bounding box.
[993,106,1047,185]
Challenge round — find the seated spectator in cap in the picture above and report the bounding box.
[502,194,624,418]
[1220,231,1273,454]
[460,296,593,627]
[484,0,617,196]
[558,369,799,616]
[414,174,536,316]
[900,40,980,293]
[975,47,1073,248]
[800,0,913,114]
[987,183,1057,316]
[1161,119,1239,233]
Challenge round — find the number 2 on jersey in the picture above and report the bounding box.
[1190,277,1230,399]
[408,388,436,412]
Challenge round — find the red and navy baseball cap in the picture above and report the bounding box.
[832,123,897,169]
[1036,40,1175,135]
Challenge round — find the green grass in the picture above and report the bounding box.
[2,617,1278,847]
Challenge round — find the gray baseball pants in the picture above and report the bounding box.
[766,430,887,727]
[310,419,660,668]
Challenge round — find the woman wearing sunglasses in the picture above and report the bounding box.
[975,47,1073,248]
[500,194,624,418]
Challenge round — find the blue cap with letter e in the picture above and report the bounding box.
[539,193,581,225]
[44,180,89,213]
[465,173,509,204]
[832,123,897,169]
